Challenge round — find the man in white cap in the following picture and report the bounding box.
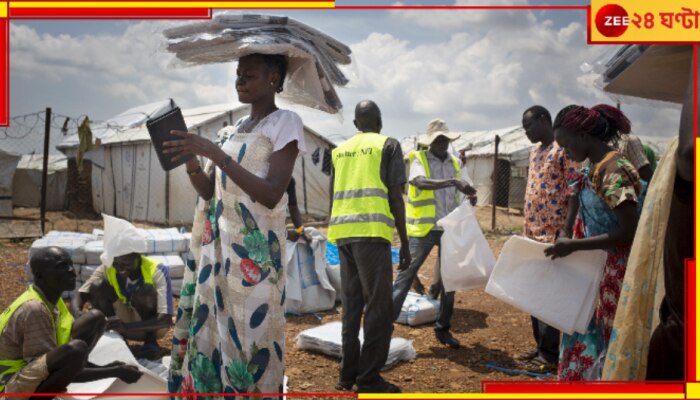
[392,119,476,349]
[72,215,173,360]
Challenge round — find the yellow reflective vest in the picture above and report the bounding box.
[328,132,395,242]
[0,285,73,391]
[106,255,158,306]
[405,150,460,238]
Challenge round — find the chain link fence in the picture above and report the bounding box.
[0,109,95,239]
[486,135,526,235]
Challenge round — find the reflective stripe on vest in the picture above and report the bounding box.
[0,285,73,391]
[405,150,460,238]
[106,256,158,305]
[327,132,395,242]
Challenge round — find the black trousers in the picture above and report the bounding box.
[338,241,394,386]
[531,316,560,364]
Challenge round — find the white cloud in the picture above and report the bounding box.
[9,8,683,142]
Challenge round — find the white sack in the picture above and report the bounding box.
[396,292,440,326]
[171,277,183,297]
[284,227,335,314]
[101,215,148,267]
[80,265,98,282]
[138,227,188,254]
[437,202,496,292]
[84,240,104,265]
[147,254,186,280]
[485,235,607,335]
[29,232,96,265]
[326,263,341,296]
[295,321,416,370]
[62,332,167,400]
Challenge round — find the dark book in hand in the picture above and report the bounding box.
[146,107,194,171]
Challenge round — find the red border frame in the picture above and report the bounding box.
[1,3,697,399]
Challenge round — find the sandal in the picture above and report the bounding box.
[517,350,538,361]
[521,356,556,373]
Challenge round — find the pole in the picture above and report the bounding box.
[40,107,51,235]
[491,134,500,231]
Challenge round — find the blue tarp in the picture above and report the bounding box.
[326,241,400,265]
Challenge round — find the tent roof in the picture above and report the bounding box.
[17,154,68,173]
[400,125,533,159]
[58,100,336,150]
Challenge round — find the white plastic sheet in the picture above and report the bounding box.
[396,292,440,326]
[61,332,167,400]
[437,202,496,292]
[485,236,607,335]
[295,321,416,370]
[284,227,336,314]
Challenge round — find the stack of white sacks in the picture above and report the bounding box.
[26,228,191,298]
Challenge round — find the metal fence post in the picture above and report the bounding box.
[40,107,51,235]
[491,134,500,231]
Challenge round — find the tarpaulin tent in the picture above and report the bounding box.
[12,154,68,210]
[58,100,335,225]
[0,148,21,217]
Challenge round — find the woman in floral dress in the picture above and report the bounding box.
[163,53,305,398]
[545,104,642,380]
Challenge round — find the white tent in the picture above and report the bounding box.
[0,149,21,217]
[400,126,533,209]
[12,154,68,210]
[58,100,335,225]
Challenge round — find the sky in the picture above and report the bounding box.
[5,0,684,154]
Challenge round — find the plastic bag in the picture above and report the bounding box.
[436,202,496,292]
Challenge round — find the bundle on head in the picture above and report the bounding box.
[555,104,631,142]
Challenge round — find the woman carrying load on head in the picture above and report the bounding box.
[164,53,305,397]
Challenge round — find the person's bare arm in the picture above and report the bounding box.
[165,131,298,209]
[545,201,638,259]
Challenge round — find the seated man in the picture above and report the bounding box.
[72,215,173,360]
[0,247,142,398]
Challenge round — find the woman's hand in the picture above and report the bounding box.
[544,238,577,259]
[163,130,221,162]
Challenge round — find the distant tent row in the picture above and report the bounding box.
[56,100,336,226]
[0,150,68,216]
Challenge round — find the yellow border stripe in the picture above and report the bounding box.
[0,2,6,16]
[358,394,685,399]
[9,1,333,8]
[688,383,700,399]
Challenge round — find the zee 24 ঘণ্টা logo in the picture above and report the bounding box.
[595,3,630,37]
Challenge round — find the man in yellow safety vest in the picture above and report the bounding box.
[328,100,410,394]
[72,215,173,360]
[0,247,141,398]
[392,119,476,349]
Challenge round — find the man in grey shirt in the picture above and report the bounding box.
[392,119,476,349]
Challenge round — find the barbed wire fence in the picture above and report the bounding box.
[0,108,140,239]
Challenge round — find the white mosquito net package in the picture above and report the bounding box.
[163,13,353,114]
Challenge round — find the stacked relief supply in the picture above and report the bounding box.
[27,228,190,299]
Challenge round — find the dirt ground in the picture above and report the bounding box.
[0,208,551,397]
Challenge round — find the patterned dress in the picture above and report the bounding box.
[168,110,304,399]
[523,142,577,243]
[558,151,643,381]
